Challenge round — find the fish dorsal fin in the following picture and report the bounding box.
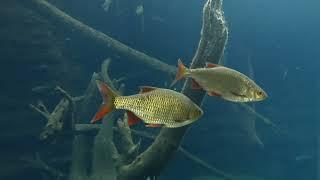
[205,62,220,68]
[139,86,158,93]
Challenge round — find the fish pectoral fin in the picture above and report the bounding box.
[191,79,202,90]
[230,91,247,98]
[205,62,220,68]
[208,91,221,96]
[145,123,163,128]
[139,86,157,93]
[127,111,141,126]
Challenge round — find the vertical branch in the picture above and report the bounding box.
[116,0,229,179]
[69,73,100,180]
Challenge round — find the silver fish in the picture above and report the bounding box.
[171,59,268,102]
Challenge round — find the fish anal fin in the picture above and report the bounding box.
[206,62,220,68]
[208,91,221,96]
[139,86,157,93]
[145,123,163,128]
[127,111,141,126]
[191,79,202,90]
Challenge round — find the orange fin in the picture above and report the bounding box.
[208,91,221,96]
[90,80,118,123]
[206,62,220,68]
[139,86,157,93]
[91,103,112,123]
[146,123,163,128]
[127,111,141,126]
[170,59,187,87]
[191,79,202,89]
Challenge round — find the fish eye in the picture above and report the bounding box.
[256,91,263,96]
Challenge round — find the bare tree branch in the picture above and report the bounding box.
[116,1,229,179]
[27,0,176,75]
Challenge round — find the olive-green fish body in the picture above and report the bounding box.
[91,80,203,128]
[114,88,203,128]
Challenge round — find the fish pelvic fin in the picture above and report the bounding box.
[91,80,119,123]
[127,111,141,126]
[170,59,189,87]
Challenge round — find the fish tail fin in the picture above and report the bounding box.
[91,80,119,123]
[171,59,188,87]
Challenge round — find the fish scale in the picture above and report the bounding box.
[114,89,200,126]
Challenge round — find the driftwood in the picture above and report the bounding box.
[115,1,229,180]
[27,0,229,179]
[238,103,281,134]
[27,0,176,75]
[75,123,233,179]
[27,0,276,132]
[28,0,277,179]
[22,152,65,179]
[29,86,81,140]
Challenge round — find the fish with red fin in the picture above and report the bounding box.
[171,59,268,102]
[91,80,203,128]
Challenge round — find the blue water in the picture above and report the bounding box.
[1,0,319,179]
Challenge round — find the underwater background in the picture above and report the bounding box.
[0,0,319,180]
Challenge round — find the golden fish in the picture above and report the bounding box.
[171,59,268,102]
[91,80,203,128]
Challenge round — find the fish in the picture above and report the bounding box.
[171,59,268,102]
[91,80,203,128]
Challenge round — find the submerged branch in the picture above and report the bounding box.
[28,0,176,75]
[238,103,282,133]
[116,0,229,179]
[74,124,233,179]
[22,152,65,179]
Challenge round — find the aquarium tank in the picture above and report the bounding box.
[0,0,319,180]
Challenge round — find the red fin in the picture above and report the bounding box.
[206,62,220,68]
[91,104,113,123]
[191,79,202,89]
[170,59,187,87]
[91,80,118,123]
[139,86,157,93]
[146,123,163,128]
[208,91,221,96]
[127,111,141,126]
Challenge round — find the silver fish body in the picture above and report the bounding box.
[189,66,267,102]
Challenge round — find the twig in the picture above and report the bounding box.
[30,86,75,140]
[238,103,282,133]
[29,103,50,120]
[22,152,65,179]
